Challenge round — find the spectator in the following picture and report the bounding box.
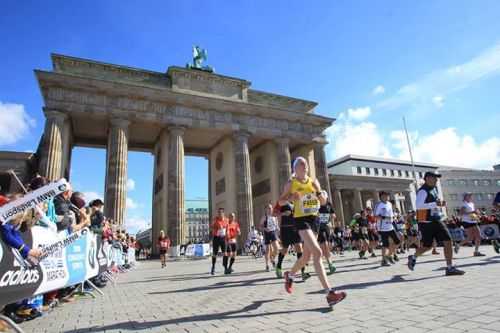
[158,230,171,268]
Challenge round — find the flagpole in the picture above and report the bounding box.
[403,117,419,188]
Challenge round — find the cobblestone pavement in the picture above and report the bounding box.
[19,245,500,333]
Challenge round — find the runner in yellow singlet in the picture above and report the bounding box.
[278,156,347,309]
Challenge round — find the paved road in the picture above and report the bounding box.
[19,245,500,333]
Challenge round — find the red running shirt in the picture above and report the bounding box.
[212,217,228,237]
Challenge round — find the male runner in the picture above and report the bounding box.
[223,213,241,274]
[210,207,228,275]
[275,201,310,280]
[407,171,465,276]
[318,201,336,274]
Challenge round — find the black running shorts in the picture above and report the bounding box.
[212,236,225,255]
[380,230,401,247]
[419,221,452,248]
[281,226,301,247]
[225,243,237,254]
[294,215,317,231]
[317,224,331,243]
[462,222,479,229]
[264,231,277,245]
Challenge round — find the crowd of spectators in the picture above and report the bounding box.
[0,175,137,330]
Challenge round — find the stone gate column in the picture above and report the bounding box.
[353,188,364,213]
[104,118,129,226]
[233,131,254,243]
[275,137,291,192]
[38,109,68,180]
[167,126,185,246]
[333,189,345,227]
[314,142,332,200]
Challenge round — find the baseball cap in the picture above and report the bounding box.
[424,171,442,178]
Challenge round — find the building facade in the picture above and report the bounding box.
[439,169,500,215]
[328,154,443,226]
[185,200,210,243]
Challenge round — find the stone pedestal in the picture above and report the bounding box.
[38,110,68,180]
[167,126,185,246]
[104,118,129,225]
[233,131,254,243]
[276,138,291,193]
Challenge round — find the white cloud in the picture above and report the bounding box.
[372,85,385,95]
[126,179,135,191]
[325,109,390,161]
[125,216,150,234]
[126,197,138,209]
[346,107,371,121]
[82,191,103,204]
[432,95,444,108]
[391,128,500,170]
[377,41,500,111]
[0,102,36,146]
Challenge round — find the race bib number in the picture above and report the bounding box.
[361,227,368,235]
[319,213,330,224]
[217,228,226,237]
[300,193,320,215]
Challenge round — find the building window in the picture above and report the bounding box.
[374,168,379,176]
[487,193,494,200]
[476,193,483,201]
[459,180,467,186]
[390,169,395,177]
[365,167,371,175]
[405,170,410,177]
[450,194,458,200]
[497,180,500,187]
[382,169,387,176]
[356,166,362,174]
[447,179,455,186]
[482,180,491,186]
[398,170,402,177]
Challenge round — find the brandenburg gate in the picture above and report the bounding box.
[34,53,334,252]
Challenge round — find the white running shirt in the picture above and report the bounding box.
[375,201,394,232]
[461,201,476,223]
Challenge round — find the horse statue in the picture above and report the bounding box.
[186,46,214,73]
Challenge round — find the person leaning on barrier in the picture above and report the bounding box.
[69,192,91,231]
[89,199,105,235]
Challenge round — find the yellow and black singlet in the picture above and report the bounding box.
[290,176,320,218]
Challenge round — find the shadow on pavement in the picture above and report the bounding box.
[307,274,443,294]
[63,299,332,333]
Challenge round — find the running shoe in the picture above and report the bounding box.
[381,259,390,267]
[328,263,336,274]
[358,251,364,259]
[326,290,347,308]
[454,243,460,254]
[407,254,416,271]
[432,249,440,255]
[371,252,377,258]
[393,254,399,262]
[271,260,276,268]
[210,267,215,275]
[473,251,486,257]
[301,271,311,281]
[284,271,293,294]
[275,267,283,278]
[266,265,270,272]
[387,256,395,264]
[493,240,500,254]
[445,266,465,276]
[224,268,230,275]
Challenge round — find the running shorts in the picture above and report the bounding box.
[212,236,226,255]
[317,224,331,243]
[225,243,237,253]
[380,230,401,247]
[295,215,318,231]
[281,226,301,247]
[264,231,277,245]
[419,221,452,248]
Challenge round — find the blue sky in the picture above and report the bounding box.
[1,1,499,233]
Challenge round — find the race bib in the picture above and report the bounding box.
[300,193,320,215]
[319,213,330,224]
[217,228,226,237]
[361,226,368,234]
